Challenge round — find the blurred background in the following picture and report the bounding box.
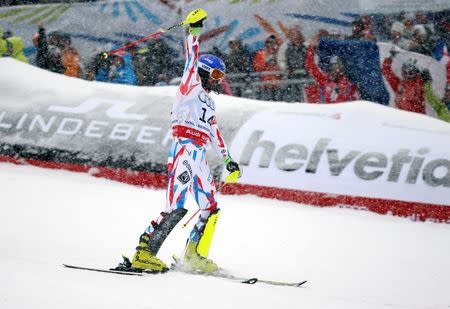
[1,0,449,120]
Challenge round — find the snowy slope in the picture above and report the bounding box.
[1,163,449,309]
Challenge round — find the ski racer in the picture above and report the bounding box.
[130,8,241,273]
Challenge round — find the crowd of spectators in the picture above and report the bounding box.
[0,9,449,121]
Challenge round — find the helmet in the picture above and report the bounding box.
[198,54,226,93]
[198,54,225,78]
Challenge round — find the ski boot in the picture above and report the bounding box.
[184,240,218,273]
[183,209,220,273]
[131,208,188,273]
[131,233,168,272]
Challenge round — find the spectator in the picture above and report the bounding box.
[285,25,307,102]
[381,54,425,114]
[60,34,82,77]
[126,44,140,79]
[348,19,365,40]
[409,25,433,56]
[377,15,394,41]
[348,19,375,41]
[34,26,65,73]
[96,53,136,85]
[253,34,283,101]
[146,38,177,84]
[85,51,110,81]
[415,11,435,36]
[436,19,450,51]
[390,21,410,50]
[305,35,361,103]
[128,47,151,86]
[0,27,28,63]
[361,15,376,41]
[403,14,415,39]
[223,38,250,96]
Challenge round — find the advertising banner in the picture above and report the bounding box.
[1,58,449,222]
[229,104,449,207]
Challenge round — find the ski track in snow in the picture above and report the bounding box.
[1,162,449,309]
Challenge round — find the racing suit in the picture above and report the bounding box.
[145,34,230,243]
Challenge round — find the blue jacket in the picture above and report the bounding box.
[96,53,136,85]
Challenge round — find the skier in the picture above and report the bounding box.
[130,8,241,273]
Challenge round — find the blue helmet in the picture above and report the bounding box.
[198,54,226,76]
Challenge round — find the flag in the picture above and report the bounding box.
[317,38,390,105]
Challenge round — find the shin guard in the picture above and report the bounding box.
[148,208,188,255]
[197,209,220,258]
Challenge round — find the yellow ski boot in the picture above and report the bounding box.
[131,209,188,272]
[184,240,218,273]
[183,209,220,273]
[131,234,168,272]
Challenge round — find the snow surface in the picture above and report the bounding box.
[1,163,450,309]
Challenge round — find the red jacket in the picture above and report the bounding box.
[381,58,425,114]
[253,49,281,88]
[305,45,360,103]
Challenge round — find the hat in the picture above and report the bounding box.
[413,24,427,36]
[391,21,405,34]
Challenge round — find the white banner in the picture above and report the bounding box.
[1,58,449,216]
[229,102,450,206]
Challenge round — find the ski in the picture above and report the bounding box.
[170,265,307,287]
[63,257,307,288]
[63,264,150,276]
[170,255,307,287]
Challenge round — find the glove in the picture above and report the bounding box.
[184,8,207,36]
[389,47,399,59]
[225,156,241,174]
[183,8,207,25]
[421,69,432,83]
[188,19,205,36]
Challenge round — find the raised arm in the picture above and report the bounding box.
[305,44,327,85]
[179,34,201,95]
[381,57,400,92]
[179,9,207,95]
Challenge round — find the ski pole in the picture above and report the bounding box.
[181,170,240,228]
[103,21,184,58]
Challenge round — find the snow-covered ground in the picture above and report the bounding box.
[1,163,449,309]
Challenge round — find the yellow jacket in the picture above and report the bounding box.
[0,27,28,63]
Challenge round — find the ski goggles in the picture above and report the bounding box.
[198,62,225,80]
